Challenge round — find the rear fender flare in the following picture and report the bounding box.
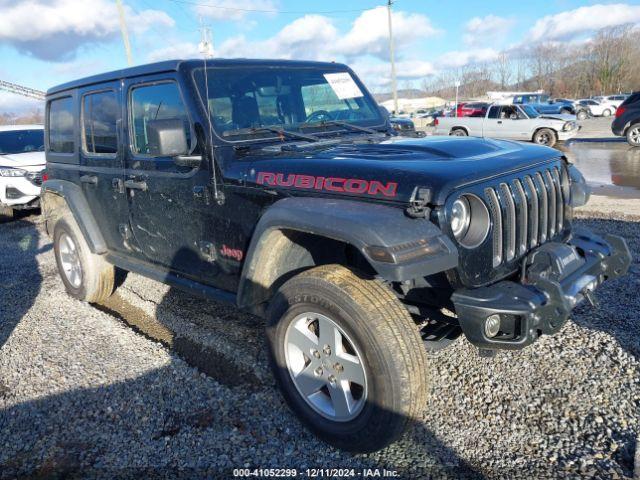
[42,179,107,254]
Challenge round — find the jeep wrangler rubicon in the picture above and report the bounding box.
[41,59,631,453]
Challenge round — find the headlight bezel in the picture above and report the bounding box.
[448,193,491,249]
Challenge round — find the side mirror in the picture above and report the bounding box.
[147,118,189,157]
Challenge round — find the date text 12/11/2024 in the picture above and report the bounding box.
[232,468,400,477]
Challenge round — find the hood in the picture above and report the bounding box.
[0,151,46,169]
[246,136,561,205]
[538,114,575,122]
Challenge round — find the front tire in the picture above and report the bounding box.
[450,128,467,136]
[577,110,588,120]
[560,108,572,115]
[533,128,557,147]
[53,216,115,303]
[266,265,428,452]
[0,204,14,223]
[627,123,640,147]
[602,109,612,117]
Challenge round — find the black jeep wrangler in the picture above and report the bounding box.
[42,59,631,453]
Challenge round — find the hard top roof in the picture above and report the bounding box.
[47,58,347,96]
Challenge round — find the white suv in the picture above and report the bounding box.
[0,125,46,221]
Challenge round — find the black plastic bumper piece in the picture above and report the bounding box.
[451,228,632,351]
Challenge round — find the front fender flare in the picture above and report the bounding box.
[237,197,458,308]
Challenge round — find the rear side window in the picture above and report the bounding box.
[83,90,119,155]
[622,93,640,106]
[49,97,75,153]
[130,82,190,155]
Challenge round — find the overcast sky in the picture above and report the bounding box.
[1,0,640,112]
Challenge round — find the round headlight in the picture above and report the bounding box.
[451,197,471,240]
[450,194,490,248]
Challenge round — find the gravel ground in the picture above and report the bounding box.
[0,211,638,479]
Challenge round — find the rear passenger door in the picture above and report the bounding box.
[79,84,130,254]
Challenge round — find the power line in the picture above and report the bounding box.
[164,0,383,15]
[0,80,45,101]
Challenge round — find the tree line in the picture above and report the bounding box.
[418,25,640,101]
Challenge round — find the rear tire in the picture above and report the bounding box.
[0,204,14,223]
[627,123,640,147]
[533,128,557,147]
[450,128,467,136]
[266,264,428,453]
[53,216,115,303]
[560,108,571,115]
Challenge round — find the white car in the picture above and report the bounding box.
[601,95,628,109]
[0,125,46,221]
[577,99,617,117]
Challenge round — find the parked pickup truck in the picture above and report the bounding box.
[42,59,630,453]
[434,103,580,147]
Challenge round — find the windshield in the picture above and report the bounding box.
[0,129,44,155]
[520,105,540,118]
[193,66,383,141]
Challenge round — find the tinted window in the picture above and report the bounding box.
[49,97,75,153]
[0,130,44,155]
[487,106,500,119]
[130,82,190,155]
[622,93,640,106]
[83,90,119,155]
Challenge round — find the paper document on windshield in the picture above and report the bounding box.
[324,72,364,100]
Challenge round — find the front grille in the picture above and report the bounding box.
[484,166,569,268]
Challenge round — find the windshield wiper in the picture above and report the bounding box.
[223,125,320,142]
[300,120,379,134]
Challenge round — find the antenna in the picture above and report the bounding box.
[116,0,133,66]
[198,18,223,204]
[387,0,398,114]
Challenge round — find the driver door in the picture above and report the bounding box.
[123,75,214,279]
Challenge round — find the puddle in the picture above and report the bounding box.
[560,142,640,198]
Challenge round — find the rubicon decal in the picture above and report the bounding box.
[256,172,398,198]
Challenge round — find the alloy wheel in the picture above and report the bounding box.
[284,312,367,422]
[59,232,83,288]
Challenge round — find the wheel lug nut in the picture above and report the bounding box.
[323,345,331,356]
[333,363,343,372]
[314,367,323,376]
[311,349,320,359]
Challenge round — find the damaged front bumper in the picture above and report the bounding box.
[451,228,632,351]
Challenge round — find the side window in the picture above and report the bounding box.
[130,82,190,155]
[513,96,522,104]
[83,90,118,155]
[487,106,500,119]
[49,97,75,153]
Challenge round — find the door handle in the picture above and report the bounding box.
[80,174,98,185]
[497,120,502,124]
[112,178,125,194]
[124,179,148,191]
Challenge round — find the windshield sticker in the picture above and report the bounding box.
[323,72,364,100]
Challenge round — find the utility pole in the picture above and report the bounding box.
[116,0,133,66]
[387,0,398,114]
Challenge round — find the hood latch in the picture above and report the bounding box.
[406,186,432,218]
